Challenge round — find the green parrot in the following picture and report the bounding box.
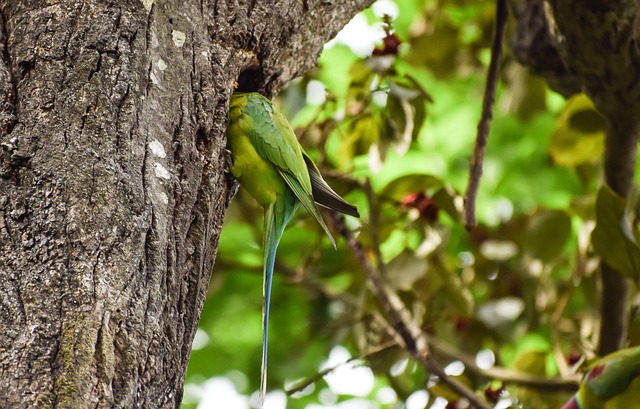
[561,346,640,409]
[226,91,359,401]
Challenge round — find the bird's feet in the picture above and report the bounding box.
[223,149,239,207]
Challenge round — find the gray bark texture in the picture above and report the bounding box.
[512,0,640,354]
[0,0,372,407]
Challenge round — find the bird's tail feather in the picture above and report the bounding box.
[260,197,297,405]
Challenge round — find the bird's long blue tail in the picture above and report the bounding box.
[260,196,297,405]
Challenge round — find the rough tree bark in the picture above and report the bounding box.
[0,0,373,407]
[512,0,640,355]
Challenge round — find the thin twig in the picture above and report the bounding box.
[429,339,580,392]
[463,0,508,230]
[286,343,397,395]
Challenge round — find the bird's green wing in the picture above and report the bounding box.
[237,93,311,191]
[303,153,360,218]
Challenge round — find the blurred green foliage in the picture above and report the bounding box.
[183,0,640,408]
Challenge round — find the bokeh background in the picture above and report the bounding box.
[181,0,633,407]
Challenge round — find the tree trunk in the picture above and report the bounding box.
[0,0,372,407]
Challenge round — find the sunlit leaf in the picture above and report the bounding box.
[549,94,605,167]
[514,349,548,376]
[479,240,518,261]
[385,250,427,290]
[347,60,376,103]
[377,173,443,200]
[330,114,381,169]
[380,229,408,263]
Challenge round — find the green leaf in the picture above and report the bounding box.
[381,93,413,158]
[347,60,376,102]
[514,350,548,376]
[592,185,640,280]
[407,23,459,78]
[377,173,443,200]
[523,210,572,262]
[432,185,462,222]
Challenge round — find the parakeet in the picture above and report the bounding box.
[226,91,359,401]
[561,346,640,409]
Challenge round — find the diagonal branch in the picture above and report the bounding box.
[329,213,491,409]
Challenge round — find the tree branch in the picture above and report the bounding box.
[598,115,639,354]
[463,0,508,230]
